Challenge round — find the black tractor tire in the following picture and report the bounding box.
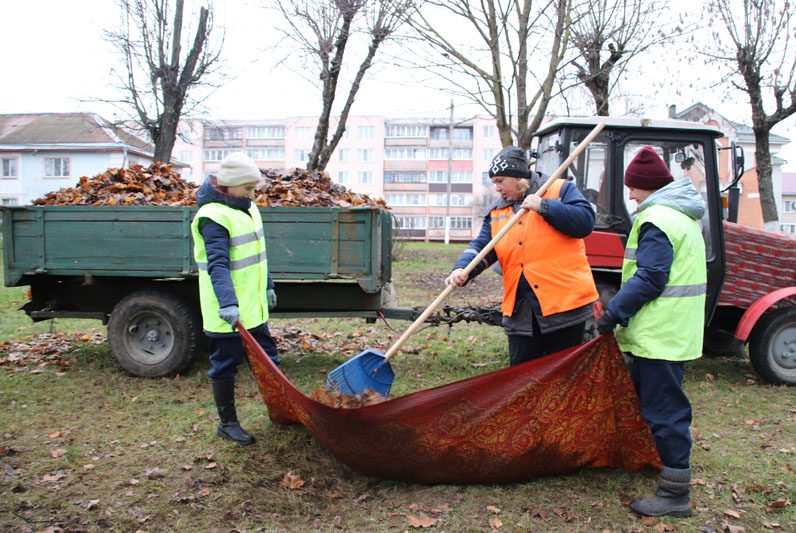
[748,307,796,386]
[108,289,199,378]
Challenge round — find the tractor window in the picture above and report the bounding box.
[535,131,562,177]
[622,141,712,256]
[568,136,610,228]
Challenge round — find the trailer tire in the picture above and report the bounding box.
[748,307,796,386]
[108,290,199,378]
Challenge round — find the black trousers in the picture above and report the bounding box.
[507,320,586,366]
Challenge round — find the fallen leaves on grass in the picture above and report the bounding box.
[311,387,388,409]
[281,471,305,490]
[0,332,104,370]
[406,513,438,528]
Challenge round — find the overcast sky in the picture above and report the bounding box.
[2,0,794,172]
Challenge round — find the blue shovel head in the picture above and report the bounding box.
[326,348,395,397]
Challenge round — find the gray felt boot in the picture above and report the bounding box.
[630,466,692,517]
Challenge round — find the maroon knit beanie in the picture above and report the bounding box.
[624,146,673,190]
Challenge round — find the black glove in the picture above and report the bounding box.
[597,312,617,334]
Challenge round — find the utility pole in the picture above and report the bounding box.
[445,100,453,244]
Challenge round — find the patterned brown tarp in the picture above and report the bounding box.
[242,331,661,484]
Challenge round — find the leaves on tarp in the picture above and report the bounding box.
[0,332,104,369]
[32,163,197,206]
[311,387,388,409]
[31,163,387,209]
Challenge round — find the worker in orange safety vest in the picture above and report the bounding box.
[446,146,598,366]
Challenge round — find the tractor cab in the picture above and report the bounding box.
[531,117,727,320]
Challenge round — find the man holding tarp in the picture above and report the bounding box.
[598,146,707,518]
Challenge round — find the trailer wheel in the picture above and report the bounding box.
[748,308,796,386]
[108,290,199,378]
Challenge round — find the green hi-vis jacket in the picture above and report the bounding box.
[616,203,706,360]
[191,202,269,333]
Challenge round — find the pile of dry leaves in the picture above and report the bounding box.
[32,163,386,209]
[32,163,197,206]
[311,386,388,408]
[0,332,105,371]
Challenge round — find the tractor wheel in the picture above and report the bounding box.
[108,290,199,378]
[748,307,796,386]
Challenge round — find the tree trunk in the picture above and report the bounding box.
[752,125,779,227]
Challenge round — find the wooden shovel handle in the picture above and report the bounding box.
[383,122,606,361]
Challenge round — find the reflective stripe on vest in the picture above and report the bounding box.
[491,179,598,316]
[191,202,269,333]
[615,203,706,360]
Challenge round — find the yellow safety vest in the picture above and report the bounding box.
[191,202,269,333]
[615,204,706,360]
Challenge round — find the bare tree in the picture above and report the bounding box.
[569,0,671,116]
[106,0,222,163]
[270,0,417,170]
[408,0,571,149]
[704,0,796,230]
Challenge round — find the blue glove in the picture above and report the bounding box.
[267,288,277,310]
[218,305,240,327]
[597,312,617,334]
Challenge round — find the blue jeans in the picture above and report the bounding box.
[628,355,692,469]
[207,323,280,380]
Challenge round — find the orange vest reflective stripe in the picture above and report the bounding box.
[491,179,598,317]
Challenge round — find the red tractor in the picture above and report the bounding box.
[530,117,796,385]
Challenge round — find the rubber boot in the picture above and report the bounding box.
[212,377,255,446]
[630,466,692,517]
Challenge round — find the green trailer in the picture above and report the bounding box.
[2,205,408,377]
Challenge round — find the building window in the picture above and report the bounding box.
[337,171,349,184]
[357,171,373,184]
[483,148,494,161]
[294,149,310,162]
[430,126,473,141]
[428,148,448,160]
[247,148,284,160]
[246,126,285,139]
[395,216,426,229]
[178,151,193,163]
[358,125,374,139]
[337,148,349,162]
[483,125,496,138]
[385,125,427,138]
[204,149,233,161]
[1,197,19,206]
[384,193,426,206]
[782,199,796,213]
[384,148,426,160]
[452,148,472,160]
[204,127,242,141]
[780,223,796,235]
[358,148,373,162]
[1,157,18,178]
[44,158,70,177]
[429,216,472,229]
[482,171,492,186]
[430,193,472,206]
[295,127,312,139]
[384,171,426,183]
[428,170,472,183]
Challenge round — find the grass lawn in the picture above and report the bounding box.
[1,240,794,532]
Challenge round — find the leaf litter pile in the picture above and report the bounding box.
[32,162,387,208]
[0,332,105,371]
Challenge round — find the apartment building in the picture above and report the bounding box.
[782,172,796,236]
[173,115,505,241]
